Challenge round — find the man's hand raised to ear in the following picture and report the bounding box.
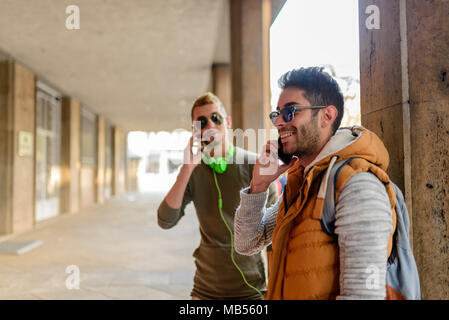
[250,140,298,194]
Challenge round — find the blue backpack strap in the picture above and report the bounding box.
[386,182,421,300]
[320,157,358,237]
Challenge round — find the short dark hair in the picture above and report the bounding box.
[278,67,344,134]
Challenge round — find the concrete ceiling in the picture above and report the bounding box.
[0,0,230,132]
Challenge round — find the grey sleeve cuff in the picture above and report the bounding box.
[239,186,269,216]
[234,187,278,256]
[157,200,183,229]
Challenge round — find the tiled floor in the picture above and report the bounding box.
[0,192,200,300]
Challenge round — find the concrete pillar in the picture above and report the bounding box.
[359,0,405,193]
[0,60,36,235]
[80,108,97,209]
[60,97,81,214]
[123,131,128,193]
[96,115,105,204]
[230,0,272,135]
[359,0,449,299]
[112,126,125,196]
[104,122,113,199]
[212,63,232,115]
[406,0,449,300]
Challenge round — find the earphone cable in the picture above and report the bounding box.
[212,170,264,299]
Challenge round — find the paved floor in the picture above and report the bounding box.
[0,192,200,300]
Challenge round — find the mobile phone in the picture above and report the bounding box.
[191,131,201,155]
[277,137,293,164]
[191,143,200,156]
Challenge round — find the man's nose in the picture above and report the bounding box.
[274,114,286,129]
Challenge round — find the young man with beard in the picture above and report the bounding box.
[234,67,396,300]
[157,92,278,300]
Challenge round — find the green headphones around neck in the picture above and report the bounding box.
[202,144,235,174]
[208,144,263,299]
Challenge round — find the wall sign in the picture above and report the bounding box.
[18,131,34,157]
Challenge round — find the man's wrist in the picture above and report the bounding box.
[250,180,269,194]
[179,163,196,177]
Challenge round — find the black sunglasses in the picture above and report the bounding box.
[193,112,224,130]
[269,105,327,125]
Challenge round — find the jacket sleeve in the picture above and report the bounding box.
[157,181,193,229]
[334,172,394,300]
[234,186,281,255]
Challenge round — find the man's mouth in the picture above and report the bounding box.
[279,129,297,140]
[280,132,293,139]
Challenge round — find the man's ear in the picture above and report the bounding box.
[321,105,338,129]
[226,116,232,129]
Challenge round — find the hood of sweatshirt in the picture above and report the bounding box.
[301,125,390,176]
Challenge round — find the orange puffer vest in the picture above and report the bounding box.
[266,127,397,300]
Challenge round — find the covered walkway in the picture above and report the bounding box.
[0,193,199,300]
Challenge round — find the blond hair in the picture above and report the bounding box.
[191,92,228,119]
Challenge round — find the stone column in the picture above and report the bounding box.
[96,115,105,204]
[60,97,81,214]
[230,0,272,139]
[0,60,36,234]
[112,126,125,196]
[406,0,449,300]
[212,63,232,115]
[359,0,449,299]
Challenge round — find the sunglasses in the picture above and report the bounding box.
[269,105,327,125]
[193,112,224,130]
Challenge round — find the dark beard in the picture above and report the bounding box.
[293,117,320,158]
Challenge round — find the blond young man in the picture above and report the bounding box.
[158,93,278,299]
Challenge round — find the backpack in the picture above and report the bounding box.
[320,157,421,300]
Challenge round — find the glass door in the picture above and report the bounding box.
[35,84,61,222]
